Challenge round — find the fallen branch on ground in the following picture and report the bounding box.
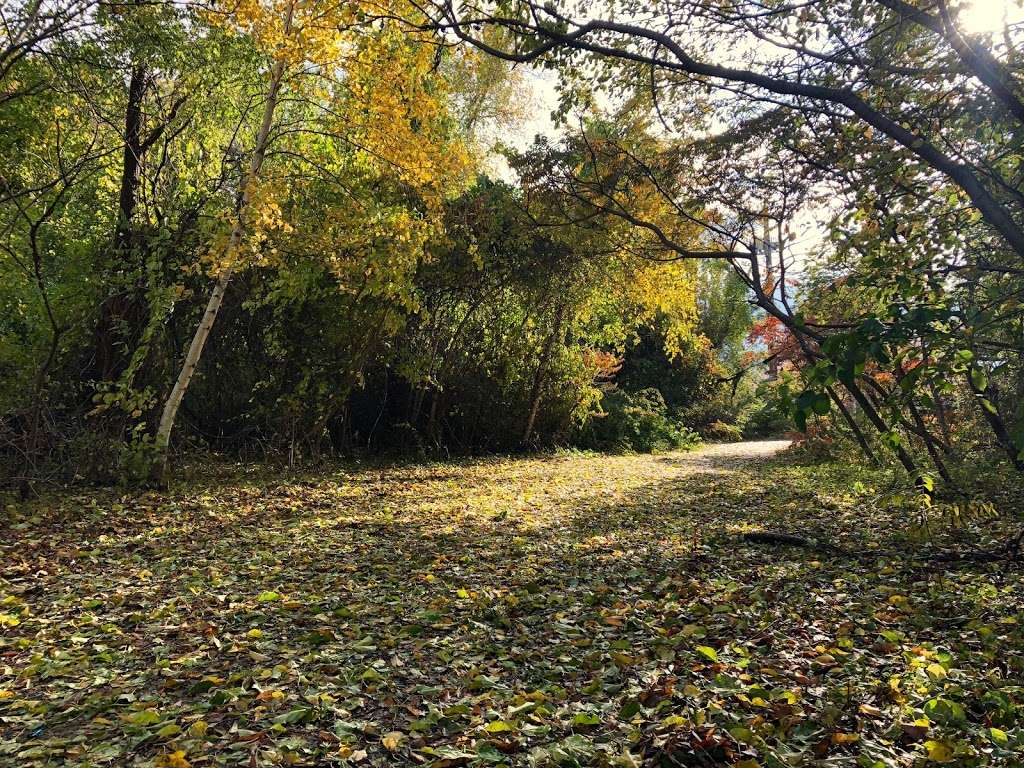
[740,530,824,549]
[739,528,1024,565]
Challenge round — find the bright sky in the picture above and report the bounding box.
[958,0,1024,34]
[508,69,561,151]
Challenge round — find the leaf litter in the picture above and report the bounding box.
[1,441,1022,766]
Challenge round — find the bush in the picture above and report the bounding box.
[702,420,743,442]
[581,388,702,453]
[742,382,794,438]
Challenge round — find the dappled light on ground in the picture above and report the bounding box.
[2,443,1022,766]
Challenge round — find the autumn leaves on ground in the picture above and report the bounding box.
[0,443,1021,768]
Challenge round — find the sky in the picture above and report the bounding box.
[508,68,561,151]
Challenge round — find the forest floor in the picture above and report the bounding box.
[1,442,1022,767]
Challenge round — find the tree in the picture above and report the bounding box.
[151,0,472,482]
[152,0,298,482]
[426,0,1024,479]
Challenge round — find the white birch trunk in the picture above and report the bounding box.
[153,22,292,483]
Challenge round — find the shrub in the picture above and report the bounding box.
[581,388,702,453]
[702,420,743,442]
[742,381,795,438]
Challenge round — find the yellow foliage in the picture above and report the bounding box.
[625,257,698,358]
[198,0,472,292]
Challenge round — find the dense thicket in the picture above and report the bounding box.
[432,0,1024,487]
[0,1,766,491]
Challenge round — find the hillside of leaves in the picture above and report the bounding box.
[2,442,1022,767]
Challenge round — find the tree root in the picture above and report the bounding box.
[739,528,1024,565]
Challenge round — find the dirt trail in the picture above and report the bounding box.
[656,438,792,474]
[687,438,792,463]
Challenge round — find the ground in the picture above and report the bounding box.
[1,442,1022,767]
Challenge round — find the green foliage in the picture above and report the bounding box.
[1,68,716,480]
[580,388,701,453]
[702,420,743,442]
[741,381,794,438]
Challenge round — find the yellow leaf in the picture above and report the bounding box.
[124,709,161,726]
[381,731,404,752]
[156,752,191,768]
[831,732,859,745]
[926,663,947,680]
[188,720,208,738]
[924,739,955,763]
[156,723,182,739]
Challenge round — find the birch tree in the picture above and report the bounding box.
[152,0,472,482]
[152,0,297,482]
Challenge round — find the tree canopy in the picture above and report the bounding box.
[2,2,1024,767]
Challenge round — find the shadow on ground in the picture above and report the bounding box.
[2,441,1021,766]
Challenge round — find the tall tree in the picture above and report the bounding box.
[427,0,1024,477]
[152,0,473,481]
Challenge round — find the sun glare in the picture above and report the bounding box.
[956,0,1022,35]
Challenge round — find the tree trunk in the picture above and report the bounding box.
[892,365,952,482]
[93,60,147,381]
[152,45,290,484]
[966,367,1024,471]
[116,62,146,249]
[929,379,954,453]
[826,385,879,465]
[426,388,442,443]
[906,397,952,483]
[844,379,920,477]
[522,302,566,446]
